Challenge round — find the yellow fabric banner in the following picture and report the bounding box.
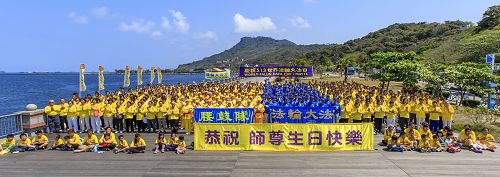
[150,66,155,84]
[195,123,374,151]
[137,66,143,86]
[98,66,105,91]
[157,67,163,84]
[123,66,130,87]
[79,64,86,92]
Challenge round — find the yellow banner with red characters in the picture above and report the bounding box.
[194,123,374,151]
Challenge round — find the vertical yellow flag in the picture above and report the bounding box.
[98,66,105,91]
[157,67,163,84]
[137,66,143,86]
[79,64,86,92]
[150,66,155,84]
[124,65,131,87]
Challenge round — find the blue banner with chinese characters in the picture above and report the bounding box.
[267,106,338,123]
[239,66,314,77]
[194,108,254,123]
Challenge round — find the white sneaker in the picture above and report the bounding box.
[12,151,19,154]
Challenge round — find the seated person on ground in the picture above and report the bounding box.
[32,130,49,150]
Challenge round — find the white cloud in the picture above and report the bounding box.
[160,16,171,30]
[289,16,311,29]
[304,0,317,3]
[193,31,217,40]
[119,19,155,33]
[169,10,189,33]
[90,6,108,18]
[67,12,89,24]
[233,13,276,33]
[151,30,163,39]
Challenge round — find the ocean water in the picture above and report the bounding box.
[0,73,205,115]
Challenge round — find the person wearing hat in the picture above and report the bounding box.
[44,100,61,133]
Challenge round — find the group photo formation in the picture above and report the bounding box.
[0,1,499,177]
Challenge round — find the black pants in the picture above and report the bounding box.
[169,119,179,130]
[409,113,416,124]
[374,118,383,133]
[166,116,170,129]
[137,120,146,132]
[353,119,362,123]
[59,116,68,130]
[399,118,409,130]
[129,147,145,153]
[339,118,349,123]
[125,119,134,132]
[116,118,124,131]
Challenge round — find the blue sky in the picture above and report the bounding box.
[0,0,497,72]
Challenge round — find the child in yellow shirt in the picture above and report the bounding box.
[98,133,117,151]
[417,134,432,153]
[0,134,15,155]
[32,130,49,150]
[49,134,65,150]
[166,131,179,151]
[478,128,496,152]
[114,135,129,154]
[74,130,99,153]
[154,132,167,154]
[129,133,146,154]
[386,135,404,152]
[12,133,36,153]
[176,135,187,154]
[431,135,442,152]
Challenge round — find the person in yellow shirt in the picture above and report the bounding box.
[413,98,428,129]
[166,131,179,151]
[441,101,454,129]
[154,132,167,154]
[176,135,187,154]
[116,101,126,133]
[74,129,99,153]
[91,99,103,133]
[103,100,116,129]
[373,99,387,133]
[340,98,352,123]
[146,101,158,133]
[398,132,412,151]
[158,100,168,132]
[63,129,81,151]
[417,134,432,153]
[80,98,92,133]
[459,128,484,153]
[382,125,396,146]
[49,134,65,150]
[44,100,61,133]
[398,99,411,130]
[361,99,373,123]
[59,98,69,131]
[431,135,443,152]
[428,101,442,133]
[67,101,79,133]
[0,134,16,154]
[114,135,129,154]
[477,128,496,152]
[124,101,137,133]
[170,102,181,130]
[181,101,194,134]
[129,133,146,154]
[419,124,433,141]
[386,101,398,127]
[352,102,363,123]
[12,133,36,153]
[98,133,117,151]
[32,130,49,150]
[254,102,265,124]
[136,101,147,133]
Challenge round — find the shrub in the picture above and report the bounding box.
[461,99,481,108]
[442,92,451,99]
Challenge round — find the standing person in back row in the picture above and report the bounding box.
[59,98,69,132]
[44,100,61,133]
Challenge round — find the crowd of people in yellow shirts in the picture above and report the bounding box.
[42,82,265,135]
[2,79,497,155]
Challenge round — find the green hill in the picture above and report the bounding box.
[175,37,327,72]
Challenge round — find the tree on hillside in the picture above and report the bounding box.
[384,60,430,89]
[424,63,449,97]
[444,62,498,105]
[478,5,500,30]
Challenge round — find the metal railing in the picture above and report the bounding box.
[0,113,23,138]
